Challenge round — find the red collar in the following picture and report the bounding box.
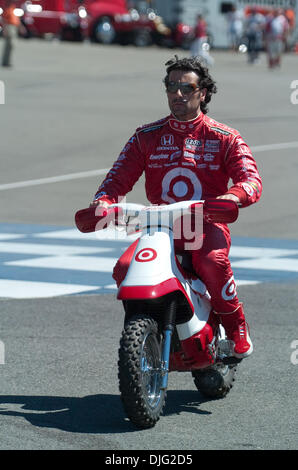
[168,113,205,132]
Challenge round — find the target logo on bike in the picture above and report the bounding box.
[135,248,157,262]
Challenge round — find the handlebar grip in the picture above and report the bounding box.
[75,206,114,233]
[202,198,239,224]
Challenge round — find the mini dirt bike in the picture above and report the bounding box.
[75,199,241,429]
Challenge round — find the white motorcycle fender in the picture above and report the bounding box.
[122,231,174,287]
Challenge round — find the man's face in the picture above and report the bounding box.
[166,70,207,121]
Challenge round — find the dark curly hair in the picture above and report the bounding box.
[164,55,217,115]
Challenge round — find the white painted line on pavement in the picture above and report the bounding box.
[236,279,261,286]
[1,141,298,192]
[35,228,99,240]
[35,227,140,242]
[0,241,113,256]
[0,277,260,299]
[0,168,109,191]
[0,279,98,298]
[230,246,298,258]
[0,234,25,241]
[232,257,298,272]
[6,255,119,272]
[251,141,298,152]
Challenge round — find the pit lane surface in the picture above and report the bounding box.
[0,39,298,450]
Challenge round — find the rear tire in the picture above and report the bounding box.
[192,362,237,398]
[118,314,166,428]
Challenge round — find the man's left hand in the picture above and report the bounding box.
[216,194,240,203]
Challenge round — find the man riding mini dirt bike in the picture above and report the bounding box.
[89,55,262,360]
[76,55,262,427]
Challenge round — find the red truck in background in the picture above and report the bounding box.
[0,0,166,45]
[84,0,156,46]
[0,0,192,47]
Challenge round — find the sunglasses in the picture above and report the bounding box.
[166,81,200,95]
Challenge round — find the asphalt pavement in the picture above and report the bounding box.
[0,37,298,451]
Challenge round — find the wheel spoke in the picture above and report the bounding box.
[141,332,163,408]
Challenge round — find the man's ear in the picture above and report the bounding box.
[200,88,207,103]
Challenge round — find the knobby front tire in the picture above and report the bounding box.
[118,314,166,429]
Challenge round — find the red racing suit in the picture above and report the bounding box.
[94,112,262,313]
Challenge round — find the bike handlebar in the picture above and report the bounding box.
[75,199,239,233]
[75,205,122,233]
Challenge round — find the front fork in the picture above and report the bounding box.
[160,297,176,390]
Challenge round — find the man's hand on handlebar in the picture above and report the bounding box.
[89,200,110,209]
[216,194,240,204]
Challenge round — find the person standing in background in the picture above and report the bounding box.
[190,14,214,66]
[2,0,20,67]
[244,8,266,64]
[265,8,289,68]
[227,5,244,50]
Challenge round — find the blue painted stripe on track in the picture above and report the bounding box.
[232,236,298,250]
